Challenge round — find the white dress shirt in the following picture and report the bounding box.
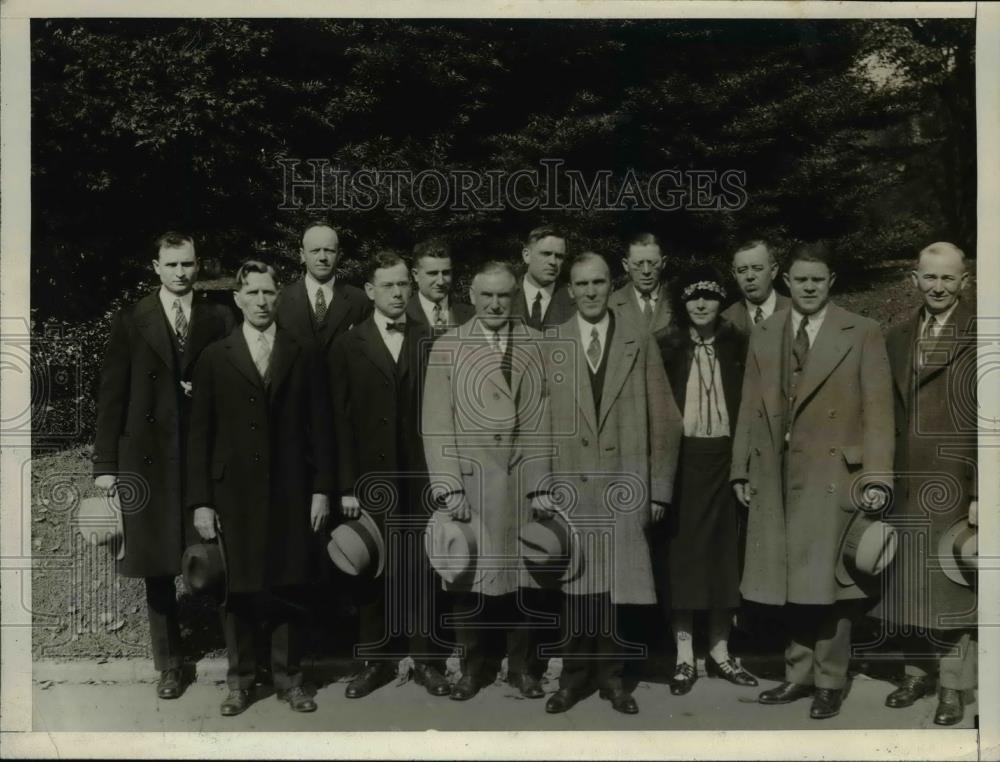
[374,310,405,362]
[158,287,193,331]
[304,273,335,315]
[522,278,554,320]
[920,302,959,338]
[633,286,660,315]
[744,288,778,323]
[790,303,828,349]
[418,291,450,327]
[578,312,611,373]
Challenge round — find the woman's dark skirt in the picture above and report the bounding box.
[656,435,740,611]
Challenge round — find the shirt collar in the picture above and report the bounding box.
[746,288,777,317]
[924,301,959,329]
[242,320,277,346]
[373,309,405,332]
[418,291,448,321]
[304,272,335,299]
[633,286,659,306]
[522,277,554,305]
[158,287,193,315]
[577,311,611,344]
[791,302,829,330]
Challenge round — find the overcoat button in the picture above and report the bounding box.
[829,448,837,455]
[253,453,261,462]
[249,396,256,403]
[582,438,589,446]
[827,483,836,493]
[493,393,500,400]
[828,410,837,418]
[250,422,257,431]
[749,487,757,496]
[380,417,388,424]
[757,410,762,418]
[143,456,153,465]
[148,371,157,380]
[753,447,760,456]
[146,414,155,423]
[493,434,502,442]
[581,475,588,482]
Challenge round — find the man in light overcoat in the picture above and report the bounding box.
[731,241,894,720]
[422,260,553,701]
[608,232,672,338]
[538,251,682,716]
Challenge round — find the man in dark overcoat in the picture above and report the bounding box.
[330,250,452,699]
[93,231,235,699]
[187,261,334,716]
[608,232,673,338]
[276,222,371,355]
[731,241,894,720]
[874,242,978,726]
[510,225,576,330]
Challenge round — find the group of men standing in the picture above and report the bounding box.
[92,222,977,724]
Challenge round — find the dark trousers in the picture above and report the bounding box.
[785,601,862,690]
[222,591,303,691]
[145,575,182,671]
[902,629,977,691]
[451,591,542,682]
[558,593,644,692]
[354,525,450,669]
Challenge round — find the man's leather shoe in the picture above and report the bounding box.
[885,675,935,708]
[345,662,395,699]
[809,688,844,719]
[600,686,639,714]
[220,688,252,716]
[278,686,317,713]
[450,674,480,701]
[156,668,183,700]
[545,687,580,714]
[933,687,965,726]
[413,664,451,697]
[508,672,545,699]
[758,681,814,705]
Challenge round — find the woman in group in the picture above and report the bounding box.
[654,265,758,696]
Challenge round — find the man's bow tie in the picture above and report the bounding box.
[385,321,406,333]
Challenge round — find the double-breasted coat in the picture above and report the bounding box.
[421,319,551,596]
[541,313,683,605]
[93,291,235,578]
[186,325,335,594]
[510,281,577,330]
[731,303,895,606]
[872,299,977,630]
[276,277,371,354]
[329,317,433,529]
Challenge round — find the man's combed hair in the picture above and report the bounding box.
[472,260,516,283]
[733,239,775,265]
[919,241,967,264]
[628,232,660,249]
[525,225,565,246]
[155,231,194,253]
[235,260,278,289]
[301,219,337,244]
[413,238,453,266]
[787,240,834,271]
[365,249,408,283]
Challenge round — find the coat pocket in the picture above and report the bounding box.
[840,445,864,467]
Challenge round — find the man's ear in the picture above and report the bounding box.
[783,272,791,290]
[829,272,837,290]
[364,281,375,301]
[521,246,531,265]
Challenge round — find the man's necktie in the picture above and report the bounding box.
[587,326,602,370]
[314,287,327,324]
[754,306,764,325]
[432,302,444,328]
[173,299,188,351]
[530,292,543,327]
[641,293,654,324]
[792,315,810,372]
[385,321,405,333]
[492,330,503,354]
[253,333,271,385]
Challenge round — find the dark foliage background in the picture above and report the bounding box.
[30,18,975,450]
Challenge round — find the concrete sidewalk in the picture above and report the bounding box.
[31,658,978,732]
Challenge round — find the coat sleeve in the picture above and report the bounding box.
[328,336,359,495]
[186,348,216,509]
[646,334,682,505]
[92,310,132,476]
[730,335,760,484]
[421,339,464,500]
[306,347,336,496]
[860,320,895,496]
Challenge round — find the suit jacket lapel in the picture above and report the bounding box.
[181,298,222,373]
[652,285,672,333]
[314,284,351,348]
[357,318,397,384]
[135,293,175,372]
[566,320,598,434]
[792,304,853,418]
[598,326,638,429]
[405,297,429,330]
[755,312,787,428]
[611,288,640,329]
[889,310,919,409]
[225,327,266,391]
[917,300,973,388]
[267,327,300,400]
